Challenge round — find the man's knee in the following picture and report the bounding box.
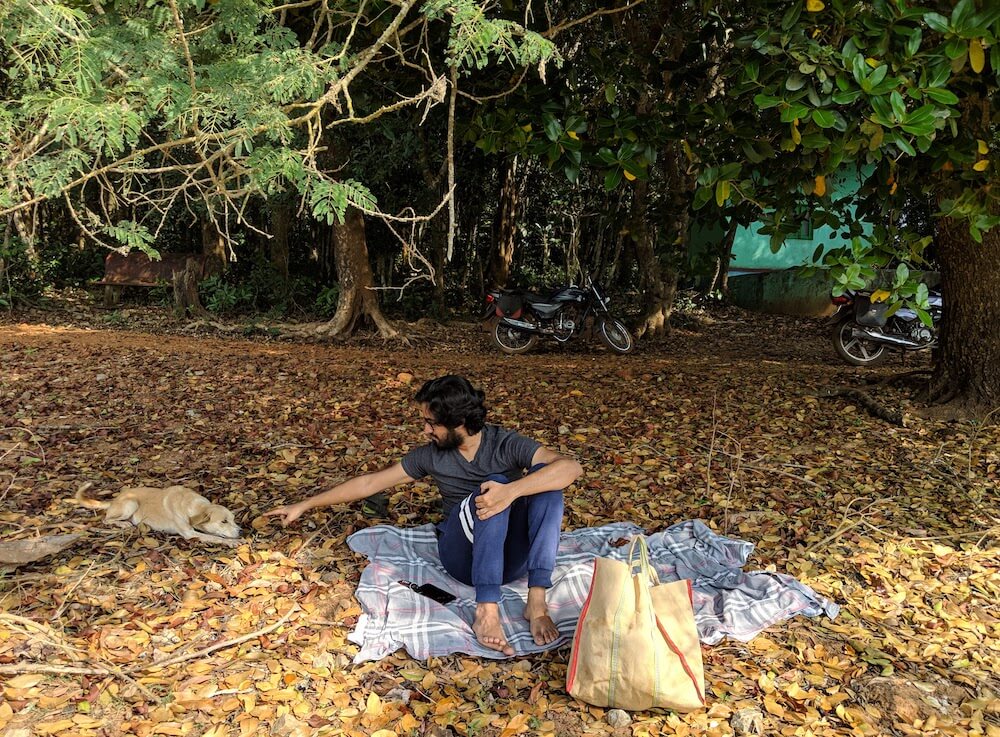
[529,488,564,511]
[475,473,511,503]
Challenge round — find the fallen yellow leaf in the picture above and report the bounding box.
[238,717,259,737]
[973,160,989,171]
[4,674,44,689]
[500,713,529,737]
[785,682,810,700]
[72,716,105,728]
[763,696,786,717]
[151,723,187,736]
[398,714,420,732]
[806,0,824,10]
[34,720,77,735]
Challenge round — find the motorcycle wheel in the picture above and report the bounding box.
[598,317,634,354]
[832,316,889,366]
[492,319,538,355]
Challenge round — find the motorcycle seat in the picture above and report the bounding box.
[523,292,552,305]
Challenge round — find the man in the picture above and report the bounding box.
[265,375,582,656]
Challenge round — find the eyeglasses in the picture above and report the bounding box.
[421,416,445,428]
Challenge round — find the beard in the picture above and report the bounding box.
[431,428,462,450]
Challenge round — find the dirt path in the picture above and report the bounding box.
[1,310,997,737]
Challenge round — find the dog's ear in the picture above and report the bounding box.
[190,510,211,527]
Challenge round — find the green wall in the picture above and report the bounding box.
[690,168,873,274]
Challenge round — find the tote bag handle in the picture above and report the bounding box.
[627,535,660,587]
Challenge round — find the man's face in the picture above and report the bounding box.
[420,403,463,449]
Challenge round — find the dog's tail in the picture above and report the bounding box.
[72,482,109,510]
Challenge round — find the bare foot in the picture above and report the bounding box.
[524,587,559,646]
[473,602,514,656]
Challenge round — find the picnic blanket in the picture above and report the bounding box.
[346,520,839,662]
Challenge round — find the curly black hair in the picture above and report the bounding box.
[415,375,487,434]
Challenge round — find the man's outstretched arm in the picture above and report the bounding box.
[265,462,413,526]
[475,446,583,521]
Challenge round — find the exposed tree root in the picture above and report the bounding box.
[912,398,998,423]
[284,317,410,344]
[870,369,932,388]
[815,386,905,426]
[179,318,411,345]
[634,306,672,340]
[913,374,999,422]
[180,320,265,334]
[848,370,1000,423]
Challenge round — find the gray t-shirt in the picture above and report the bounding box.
[401,425,542,517]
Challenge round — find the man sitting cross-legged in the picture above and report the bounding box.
[265,375,582,655]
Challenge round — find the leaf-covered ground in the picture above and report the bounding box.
[1,300,998,737]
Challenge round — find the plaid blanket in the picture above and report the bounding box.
[346,520,839,662]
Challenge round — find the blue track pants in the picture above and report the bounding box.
[437,465,564,603]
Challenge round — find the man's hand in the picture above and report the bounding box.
[475,480,518,520]
[263,502,308,527]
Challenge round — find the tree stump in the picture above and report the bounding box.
[172,258,208,318]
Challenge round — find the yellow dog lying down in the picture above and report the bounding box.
[73,483,241,546]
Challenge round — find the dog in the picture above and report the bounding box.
[73,483,241,546]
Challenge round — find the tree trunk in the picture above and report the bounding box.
[486,156,523,289]
[623,0,692,339]
[632,178,678,338]
[925,215,1000,415]
[323,207,398,339]
[0,217,10,308]
[269,201,291,279]
[431,221,447,316]
[201,218,227,276]
[708,222,738,296]
[172,257,208,318]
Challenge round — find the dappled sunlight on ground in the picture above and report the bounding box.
[0,302,995,737]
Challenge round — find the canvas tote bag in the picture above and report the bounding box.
[566,536,706,711]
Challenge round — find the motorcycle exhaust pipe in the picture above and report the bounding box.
[854,327,923,349]
[499,317,545,334]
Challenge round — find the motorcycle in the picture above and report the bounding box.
[483,273,634,355]
[829,288,943,366]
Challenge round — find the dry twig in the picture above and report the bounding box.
[131,604,300,673]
